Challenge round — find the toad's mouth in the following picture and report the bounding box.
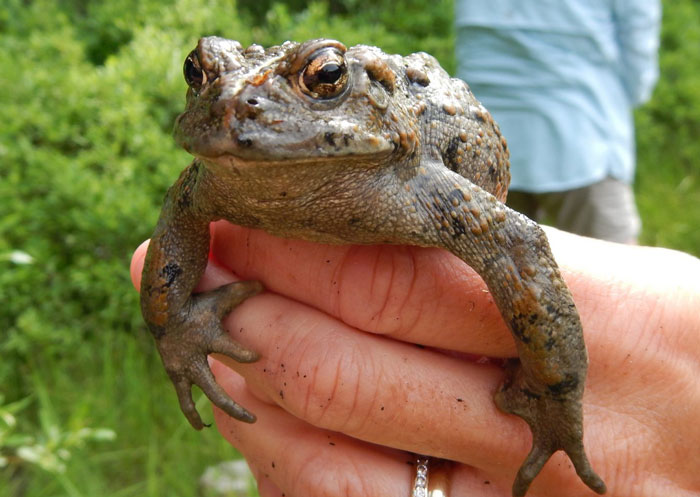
[175,108,398,166]
[194,148,394,172]
[179,129,396,168]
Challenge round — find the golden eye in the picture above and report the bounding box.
[183,50,207,89]
[299,47,348,99]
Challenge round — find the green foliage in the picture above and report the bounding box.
[635,0,700,253]
[0,0,697,495]
[246,0,455,69]
[0,392,115,476]
[0,0,262,494]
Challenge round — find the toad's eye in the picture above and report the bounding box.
[299,48,348,99]
[184,51,206,89]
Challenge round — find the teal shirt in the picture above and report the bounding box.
[455,0,661,192]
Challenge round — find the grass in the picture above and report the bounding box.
[637,163,700,254]
[1,331,246,497]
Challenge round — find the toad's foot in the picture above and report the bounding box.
[495,360,606,497]
[154,280,263,430]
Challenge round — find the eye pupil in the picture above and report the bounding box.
[184,53,205,88]
[299,47,348,99]
[318,63,342,84]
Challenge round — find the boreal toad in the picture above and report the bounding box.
[140,37,606,496]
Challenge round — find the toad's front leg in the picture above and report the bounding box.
[407,168,606,496]
[466,221,605,496]
[140,163,262,429]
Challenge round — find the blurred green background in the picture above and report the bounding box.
[1,0,698,495]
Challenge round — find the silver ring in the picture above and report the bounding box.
[412,456,450,497]
[412,457,429,497]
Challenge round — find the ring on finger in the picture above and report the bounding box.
[412,456,451,497]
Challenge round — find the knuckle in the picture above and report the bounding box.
[335,246,421,336]
[294,453,374,497]
[255,298,382,435]
[293,335,379,433]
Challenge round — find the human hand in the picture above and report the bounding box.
[130,222,700,496]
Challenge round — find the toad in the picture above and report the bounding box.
[140,37,606,496]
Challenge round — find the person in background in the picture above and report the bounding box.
[454,0,662,244]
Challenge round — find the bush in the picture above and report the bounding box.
[635,0,700,253]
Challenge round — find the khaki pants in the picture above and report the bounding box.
[506,177,641,244]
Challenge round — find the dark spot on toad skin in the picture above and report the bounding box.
[148,323,166,339]
[446,188,466,205]
[488,164,497,180]
[547,374,580,397]
[162,263,183,288]
[178,191,192,208]
[177,162,202,207]
[444,137,462,172]
[450,214,468,238]
[509,316,531,344]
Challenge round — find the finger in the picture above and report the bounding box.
[211,223,700,372]
[543,228,700,390]
[211,364,512,497]
[131,232,700,495]
[220,289,613,494]
[132,236,609,493]
[131,239,511,460]
[133,238,597,485]
[212,368,414,497]
[130,239,149,290]
[254,474,284,497]
[210,222,515,357]
[220,288,526,473]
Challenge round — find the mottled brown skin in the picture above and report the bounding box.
[140,37,606,496]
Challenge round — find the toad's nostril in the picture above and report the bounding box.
[237,137,253,148]
[234,97,261,120]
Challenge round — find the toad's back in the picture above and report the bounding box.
[399,49,511,202]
